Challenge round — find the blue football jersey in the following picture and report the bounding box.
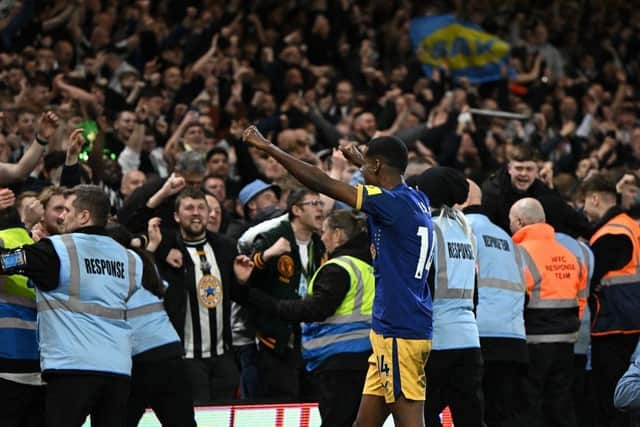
[356,182,434,339]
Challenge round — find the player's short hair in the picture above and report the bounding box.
[365,136,408,173]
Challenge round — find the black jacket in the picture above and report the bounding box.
[118,176,176,234]
[15,226,155,377]
[249,221,325,353]
[20,226,142,291]
[587,206,633,291]
[247,231,372,371]
[247,231,371,322]
[155,231,241,353]
[481,166,589,236]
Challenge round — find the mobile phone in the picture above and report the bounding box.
[0,249,26,270]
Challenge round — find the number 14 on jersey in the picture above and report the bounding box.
[415,226,433,279]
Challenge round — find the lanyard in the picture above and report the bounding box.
[300,242,314,281]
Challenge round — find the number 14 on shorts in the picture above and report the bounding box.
[377,354,390,376]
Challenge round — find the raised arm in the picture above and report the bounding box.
[118,103,146,174]
[242,126,357,207]
[60,128,85,187]
[0,111,59,185]
[53,74,98,104]
[41,3,74,32]
[191,34,219,78]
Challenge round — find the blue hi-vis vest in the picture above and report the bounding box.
[126,285,180,357]
[467,213,527,341]
[302,255,374,372]
[556,232,594,354]
[38,234,142,375]
[432,213,480,350]
[0,227,38,365]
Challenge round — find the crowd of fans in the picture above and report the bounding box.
[3,0,640,425]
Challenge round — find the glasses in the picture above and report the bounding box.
[298,200,325,208]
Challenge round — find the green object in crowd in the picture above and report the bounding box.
[78,120,99,162]
[79,120,99,144]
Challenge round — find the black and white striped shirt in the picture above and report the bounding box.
[183,239,225,359]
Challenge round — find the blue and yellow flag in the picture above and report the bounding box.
[410,14,512,84]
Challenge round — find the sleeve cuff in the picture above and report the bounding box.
[355,184,364,211]
[252,252,265,269]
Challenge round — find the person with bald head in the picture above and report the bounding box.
[459,179,528,427]
[509,197,584,427]
[542,195,594,427]
[120,170,146,200]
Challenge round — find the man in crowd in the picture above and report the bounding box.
[226,179,280,240]
[248,188,326,400]
[243,126,434,427]
[0,185,146,427]
[411,168,484,427]
[510,198,584,427]
[0,205,42,427]
[461,179,529,427]
[482,145,589,236]
[582,173,640,427]
[118,151,206,233]
[34,186,66,237]
[155,187,250,404]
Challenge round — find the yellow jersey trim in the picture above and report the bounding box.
[356,184,364,211]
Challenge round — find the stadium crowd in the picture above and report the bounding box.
[3,0,640,426]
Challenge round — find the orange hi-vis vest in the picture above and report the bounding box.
[589,212,640,336]
[513,223,584,343]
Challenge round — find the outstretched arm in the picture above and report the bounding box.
[243,126,357,207]
[0,111,59,184]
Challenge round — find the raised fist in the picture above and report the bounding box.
[242,126,271,151]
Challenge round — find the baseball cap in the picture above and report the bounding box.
[238,179,278,207]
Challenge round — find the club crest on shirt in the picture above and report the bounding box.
[198,275,222,308]
[277,254,295,280]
